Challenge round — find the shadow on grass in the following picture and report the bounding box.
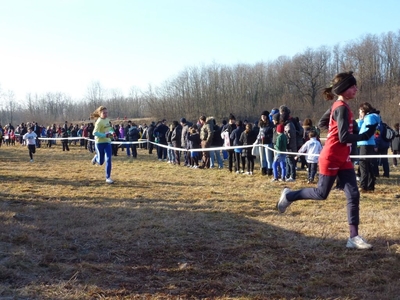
[1,194,400,300]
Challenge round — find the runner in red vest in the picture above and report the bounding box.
[276,71,377,250]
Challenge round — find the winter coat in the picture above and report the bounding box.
[147,124,155,142]
[187,132,201,149]
[181,123,190,148]
[239,129,257,157]
[154,123,169,144]
[211,124,223,147]
[283,118,297,152]
[357,111,380,146]
[171,125,182,147]
[230,126,244,146]
[128,126,140,142]
[257,121,274,144]
[298,137,322,163]
[199,118,214,145]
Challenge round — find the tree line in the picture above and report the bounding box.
[1,30,400,127]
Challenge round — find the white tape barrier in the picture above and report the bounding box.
[37,136,400,159]
[38,136,146,145]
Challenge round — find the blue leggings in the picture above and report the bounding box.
[94,142,112,179]
[272,154,286,179]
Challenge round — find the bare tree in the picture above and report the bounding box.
[86,81,105,110]
[282,47,330,108]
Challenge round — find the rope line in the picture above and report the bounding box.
[34,137,400,159]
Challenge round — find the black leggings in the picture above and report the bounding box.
[286,169,360,225]
[28,145,36,159]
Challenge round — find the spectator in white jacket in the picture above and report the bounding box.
[296,130,322,184]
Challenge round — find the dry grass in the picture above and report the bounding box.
[1,143,400,300]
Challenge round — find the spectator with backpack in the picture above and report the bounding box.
[374,118,392,178]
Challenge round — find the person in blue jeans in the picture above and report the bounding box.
[271,124,287,182]
[210,118,224,168]
[257,111,274,175]
[91,106,114,184]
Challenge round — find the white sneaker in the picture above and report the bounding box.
[30,159,34,162]
[106,178,114,184]
[286,177,295,182]
[346,235,372,249]
[276,188,292,213]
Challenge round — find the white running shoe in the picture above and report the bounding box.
[106,178,114,184]
[276,188,292,213]
[346,235,372,249]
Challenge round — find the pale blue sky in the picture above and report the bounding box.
[0,0,399,104]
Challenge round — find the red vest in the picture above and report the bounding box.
[319,100,354,175]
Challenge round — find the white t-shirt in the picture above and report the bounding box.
[23,132,37,145]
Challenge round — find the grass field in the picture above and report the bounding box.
[1,142,400,299]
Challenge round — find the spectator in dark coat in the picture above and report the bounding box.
[147,122,156,154]
[154,119,169,160]
[127,123,140,158]
[171,121,182,165]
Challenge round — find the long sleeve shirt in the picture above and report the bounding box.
[93,118,113,143]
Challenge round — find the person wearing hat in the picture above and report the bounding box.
[257,110,274,176]
[269,108,279,123]
[277,71,378,250]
